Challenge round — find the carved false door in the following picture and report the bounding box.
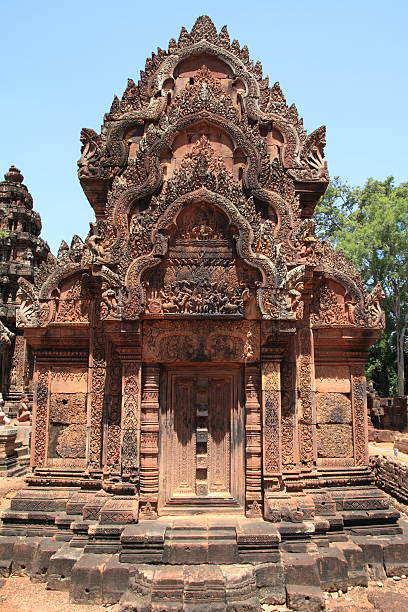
[159,367,244,514]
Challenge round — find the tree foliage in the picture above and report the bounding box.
[315,177,408,396]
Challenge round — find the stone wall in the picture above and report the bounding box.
[370,455,408,505]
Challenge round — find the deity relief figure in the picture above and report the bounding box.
[256,219,276,257]
[86,222,108,263]
[298,220,318,263]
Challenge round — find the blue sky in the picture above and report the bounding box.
[1,0,407,253]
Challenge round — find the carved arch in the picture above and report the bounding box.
[125,188,279,290]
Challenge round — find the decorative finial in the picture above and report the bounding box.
[4,166,24,184]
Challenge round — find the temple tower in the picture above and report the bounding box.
[0,166,49,411]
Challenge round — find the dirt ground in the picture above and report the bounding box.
[369,441,408,463]
[0,574,408,611]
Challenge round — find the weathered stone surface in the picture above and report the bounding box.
[316,424,353,458]
[47,545,83,590]
[316,393,352,423]
[316,548,348,592]
[285,584,325,611]
[11,537,40,575]
[102,554,132,604]
[334,541,368,586]
[255,562,286,604]
[283,553,321,586]
[70,553,110,604]
[30,537,61,582]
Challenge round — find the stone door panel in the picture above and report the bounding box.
[159,366,244,514]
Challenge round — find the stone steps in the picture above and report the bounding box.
[1,531,408,610]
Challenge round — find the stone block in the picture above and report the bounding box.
[47,545,83,590]
[10,487,72,512]
[0,536,16,574]
[30,537,62,582]
[286,585,325,612]
[255,562,286,605]
[352,536,387,579]
[310,491,337,516]
[316,424,353,458]
[151,565,184,607]
[283,553,321,587]
[383,536,408,576]
[99,497,139,524]
[82,490,110,520]
[102,554,131,604]
[316,393,352,424]
[12,536,40,575]
[334,541,368,586]
[66,492,94,515]
[316,548,348,592]
[70,552,110,604]
[184,565,225,610]
[315,366,351,393]
[207,527,238,564]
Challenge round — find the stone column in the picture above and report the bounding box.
[262,359,281,492]
[245,363,263,517]
[139,364,160,518]
[351,364,369,466]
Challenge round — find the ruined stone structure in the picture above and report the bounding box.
[367,382,408,432]
[1,16,407,611]
[0,166,49,413]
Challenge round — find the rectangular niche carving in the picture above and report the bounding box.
[46,367,88,468]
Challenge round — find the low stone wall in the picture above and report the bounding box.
[395,436,408,455]
[368,428,397,443]
[0,426,31,477]
[370,455,408,505]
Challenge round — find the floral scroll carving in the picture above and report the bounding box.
[142,320,259,362]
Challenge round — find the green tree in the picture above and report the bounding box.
[315,177,408,397]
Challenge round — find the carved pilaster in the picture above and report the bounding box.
[32,366,49,468]
[121,361,141,475]
[139,364,160,518]
[262,360,281,491]
[104,357,122,471]
[297,328,316,468]
[351,364,368,466]
[281,360,297,469]
[9,334,27,393]
[87,326,107,470]
[245,364,262,516]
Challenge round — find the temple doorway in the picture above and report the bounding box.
[158,365,245,514]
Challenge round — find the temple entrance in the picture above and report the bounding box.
[158,365,245,514]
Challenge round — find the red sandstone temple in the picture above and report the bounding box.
[1,17,403,609]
